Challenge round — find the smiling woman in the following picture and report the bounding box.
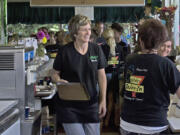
[51,14,107,135]
[158,39,172,57]
[68,15,92,54]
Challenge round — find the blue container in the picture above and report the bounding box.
[30,51,34,59]
[25,52,29,62]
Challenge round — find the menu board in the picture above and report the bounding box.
[31,0,145,6]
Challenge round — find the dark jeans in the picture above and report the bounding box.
[120,128,170,135]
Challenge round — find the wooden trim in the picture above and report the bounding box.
[30,0,145,6]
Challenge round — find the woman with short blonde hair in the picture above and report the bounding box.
[52,14,107,135]
[68,14,91,41]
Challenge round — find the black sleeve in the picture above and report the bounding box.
[168,62,180,94]
[101,44,110,61]
[53,47,63,71]
[97,46,107,69]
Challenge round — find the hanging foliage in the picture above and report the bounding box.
[156,6,177,38]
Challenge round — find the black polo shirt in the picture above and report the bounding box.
[53,42,106,123]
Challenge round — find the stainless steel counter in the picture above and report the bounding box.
[0,100,18,117]
[0,100,20,135]
[21,110,41,135]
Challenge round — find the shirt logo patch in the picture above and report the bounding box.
[108,56,119,66]
[125,75,145,101]
[125,75,145,93]
[90,56,98,62]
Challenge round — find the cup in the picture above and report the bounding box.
[25,106,30,119]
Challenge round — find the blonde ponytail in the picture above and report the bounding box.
[103,27,116,56]
[107,37,116,56]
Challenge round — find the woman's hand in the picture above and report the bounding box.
[50,69,68,83]
[99,100,106,119]
[57,79,68,83]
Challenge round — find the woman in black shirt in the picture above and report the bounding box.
[51,15,107,135]
[120,19,180,135]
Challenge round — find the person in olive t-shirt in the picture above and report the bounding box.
[51,15,107,135]
[120,19,180,135]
